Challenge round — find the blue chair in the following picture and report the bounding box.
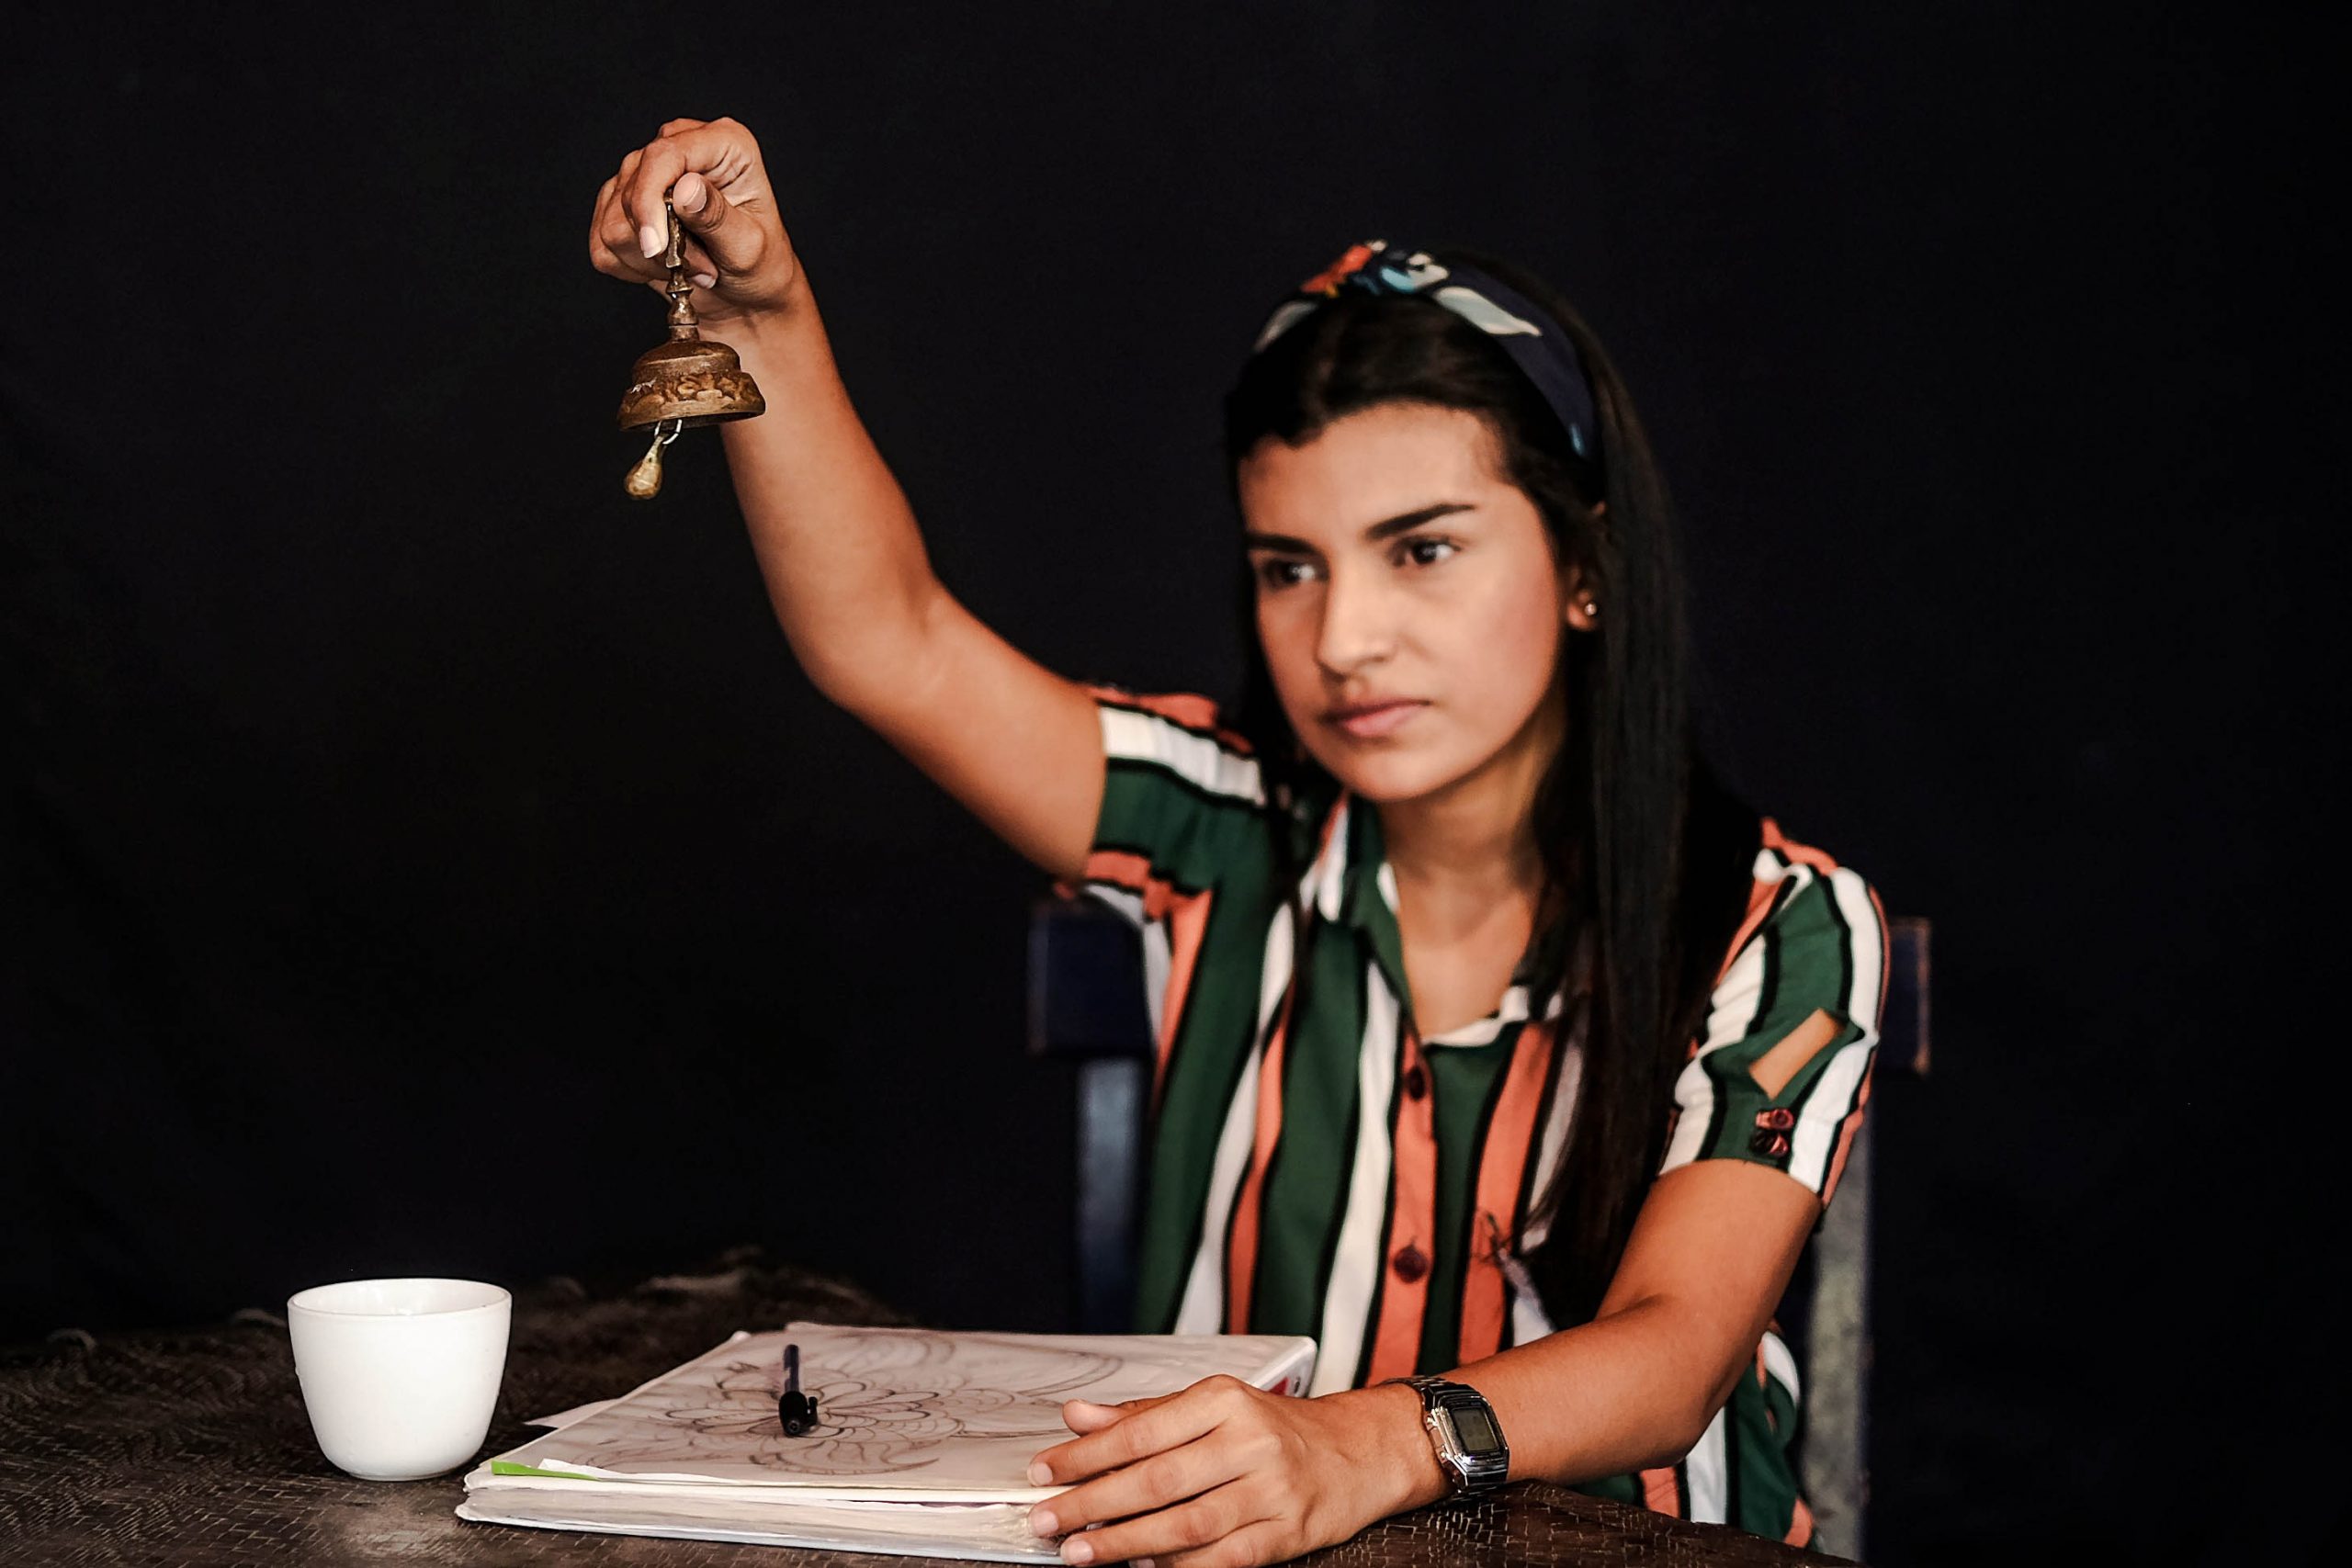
[1028,894,1928,1561]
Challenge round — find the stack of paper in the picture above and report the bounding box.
[458,1323,1318,1562]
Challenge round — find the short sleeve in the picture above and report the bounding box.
[1072,687,1271,919]
[1657,830,1889,1205]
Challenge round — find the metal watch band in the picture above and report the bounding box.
[1386,1375,1510,1499]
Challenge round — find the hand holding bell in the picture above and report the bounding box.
[591,120,803,500]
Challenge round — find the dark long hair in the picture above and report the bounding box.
[1221,250,1758,1327]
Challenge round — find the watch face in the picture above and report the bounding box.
[1450,1405,1500,1453]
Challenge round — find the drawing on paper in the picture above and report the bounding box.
[546,1329,1124,1478]
[665,1331,1118,1475]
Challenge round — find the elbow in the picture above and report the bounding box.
[791,580,949,719]
[1626,1419,1707,1476]
[1623,1385,1729,1474]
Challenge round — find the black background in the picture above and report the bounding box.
[4,4,2337,1562]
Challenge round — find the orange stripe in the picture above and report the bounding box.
[1639,1466,1683,1517]
[1761,817,1840,874]
[1085,684,1255,753]
[1081,848,1155,897]
[1785,1495,1815,1547]
[1365,1029,1438,1382]
[1155,888,1214,1106]
[1223,998,1292,1333]
[1456,1020,1557,1364]
[1716,874,1781,988]
[1225,804,1347,1332]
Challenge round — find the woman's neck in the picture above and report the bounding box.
[1374,686,1564,931]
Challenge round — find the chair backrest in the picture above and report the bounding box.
[1027,897,1156,1334]
[1790,913,1929,1562]
[1027,894,1929,1559]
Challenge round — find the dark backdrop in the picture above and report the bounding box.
[4,4,2336,1562]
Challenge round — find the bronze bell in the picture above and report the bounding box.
[617,197,765,499]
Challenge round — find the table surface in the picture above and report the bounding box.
[0,1257,1853,1567]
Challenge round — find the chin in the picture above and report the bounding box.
[1303,741,1471,806]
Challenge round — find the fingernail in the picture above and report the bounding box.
[638,224,663,259]
[1028,1508,1058,1537]
[1061,1539,1094,1565]
[1027,1460,1051,1485]
[691,272,717,289]
[675,172,704,211]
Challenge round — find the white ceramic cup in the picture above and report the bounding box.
[287,1277,511,1481]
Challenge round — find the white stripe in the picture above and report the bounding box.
[1307,961,1401,1395]
[1100,705,1264,805]
[1306,798,1351,919]
[1140,919,1172,1045]
[1431,283,1542,337]
[1658,853,1809,1175]
[1829,866,1885,1039]
[1172,905,1294,1334]
[1424,984,1529,1049]
[1084,885,1145,930]
[1658,933,1768,1172]
[1787,869,1886,1192]
[1516,1017,1586,1253]
[1758,1328,1802,1405]
[1686,1406,1731,1524]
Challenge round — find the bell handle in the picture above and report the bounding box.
[662,196,699,336]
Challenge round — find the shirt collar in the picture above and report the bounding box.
[1300,790,1575,1043]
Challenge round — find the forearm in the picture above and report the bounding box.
[1358,1298,1732,1514]
[703,294,947,710]
[1460,1298,1734,1485]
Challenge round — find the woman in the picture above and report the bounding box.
[591,117,1884,1564]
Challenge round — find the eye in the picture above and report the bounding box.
[1397,536,1459,569]
[1252,556,1318,590]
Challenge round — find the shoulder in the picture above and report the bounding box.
[1086,684,1264,804]
[1714,818,1889,1025]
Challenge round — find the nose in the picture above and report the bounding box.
[1314,560,1397,678]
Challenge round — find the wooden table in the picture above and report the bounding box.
[0,1256,1853,1566]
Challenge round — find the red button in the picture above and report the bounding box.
[1750,1129,1792,1158]
[1756,1108,1796,1133]
[1403,1066,1429,1100]
[1393,1246,1430,1283]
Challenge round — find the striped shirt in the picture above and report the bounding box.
[1077,689,1888,1547]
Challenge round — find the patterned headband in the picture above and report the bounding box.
[1252,241,1602,474]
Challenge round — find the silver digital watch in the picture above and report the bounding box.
[1387,1375,1510,1500]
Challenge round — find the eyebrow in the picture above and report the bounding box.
[1241,502,1477,554]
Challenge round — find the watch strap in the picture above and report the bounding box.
[1385,1375,1510,1499]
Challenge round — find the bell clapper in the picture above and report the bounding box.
[623,419,683,501]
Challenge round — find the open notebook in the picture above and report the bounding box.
[458,1323,1318,1562]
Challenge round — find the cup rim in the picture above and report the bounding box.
[287,1278,511,1320]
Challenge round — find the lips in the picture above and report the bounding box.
[1324,699,1427,739]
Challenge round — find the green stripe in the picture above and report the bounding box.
[1249,927,1374,1335]
[1419,1022,1521,1371]
[1724,1374,1804,1539]
[1131,855,1284,1332]
[1699,874,1865,1168]
[1096,760,1265,890]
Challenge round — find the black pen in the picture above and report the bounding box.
[778,1342,820,1437]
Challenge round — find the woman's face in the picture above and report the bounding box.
[1238,401,1590,808]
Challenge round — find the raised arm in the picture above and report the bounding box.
[590,118,1103,880]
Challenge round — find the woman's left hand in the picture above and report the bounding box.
[1023,1375,1440,1566]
